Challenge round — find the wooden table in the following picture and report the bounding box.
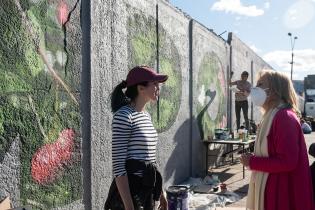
[203,138,255,179]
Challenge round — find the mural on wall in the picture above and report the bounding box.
[127,7,182,132]
[0,0,81,209]
[196,52,227,140]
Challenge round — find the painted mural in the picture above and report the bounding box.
[196,52,227,140]
[0,0,81,209]
[127,8,182,132]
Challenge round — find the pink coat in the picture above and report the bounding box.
[249,109,315,210]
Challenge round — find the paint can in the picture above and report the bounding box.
[166,185,189,210]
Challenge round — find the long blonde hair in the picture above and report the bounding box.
[258,69,299,113]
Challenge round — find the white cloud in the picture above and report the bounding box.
[264,2,270,9]
[263,49,315,80]
[211,0,264,17]
[249,44,261,53]
[283,1,315,29]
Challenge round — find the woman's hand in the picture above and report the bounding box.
[240,153,253,167]
[158,192,168,210]
[115,176,135,210]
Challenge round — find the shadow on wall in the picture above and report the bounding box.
[163,91,220,184]
[191,116,207,177]
[164,119,191,184]
[163,116,217,184]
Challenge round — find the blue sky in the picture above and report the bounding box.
[169,0,315,80]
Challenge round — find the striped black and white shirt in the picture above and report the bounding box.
[112,105,158,177]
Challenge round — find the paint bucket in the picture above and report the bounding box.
[214,128,229,140]
[166,185,189,210]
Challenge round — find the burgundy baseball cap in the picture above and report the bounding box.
[126,66,168,87]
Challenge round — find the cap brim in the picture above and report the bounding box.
[154,75,168,83]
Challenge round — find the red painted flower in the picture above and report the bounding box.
[31,128,75,184]
[57,0,68,25]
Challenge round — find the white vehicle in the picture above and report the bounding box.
[298,95,305,114]
[305,89,315,117]
[305,102,315,118]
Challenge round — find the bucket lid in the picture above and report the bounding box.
[215,129,223,134]
[166,185,188,196]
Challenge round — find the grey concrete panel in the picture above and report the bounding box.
[91,0,159,209]
[90,0,113,209]
[192,21,230,171]
[157,0,191,186]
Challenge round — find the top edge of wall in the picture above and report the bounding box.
[158,1,228,45]
[192,20,228,45]
[158,0,192,20]
[228,33,259,56]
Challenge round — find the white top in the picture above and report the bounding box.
[111,105,158,177]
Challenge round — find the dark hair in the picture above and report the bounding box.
[309,143,315,158]
[241,71,249,77]
[110,80,149,113]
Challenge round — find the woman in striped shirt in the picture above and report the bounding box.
[105,66,168,210]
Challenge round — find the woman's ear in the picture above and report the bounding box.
[137,85,145,94]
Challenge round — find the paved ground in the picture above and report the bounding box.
[208,131,315,209]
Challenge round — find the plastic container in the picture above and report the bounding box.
[242,130,248,142]
[238,129,244,140]
[233,129,239,139]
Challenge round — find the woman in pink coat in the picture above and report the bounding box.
[240,70,315,210]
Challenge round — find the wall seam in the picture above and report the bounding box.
[81,0,91,208]
[189,19,193,177]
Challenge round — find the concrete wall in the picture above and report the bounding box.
[156,1,191,186]
[192,21,230,170]
[0,0,274,209]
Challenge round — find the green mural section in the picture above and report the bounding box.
[0,0,81,209]
[127,12,157,68]
[127,9,182,132]
[196,52,227,140]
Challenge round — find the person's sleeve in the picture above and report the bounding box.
[245,82,251,93]
[112,111,132,177]
[230,81,238,86]
[249,111,300,173]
